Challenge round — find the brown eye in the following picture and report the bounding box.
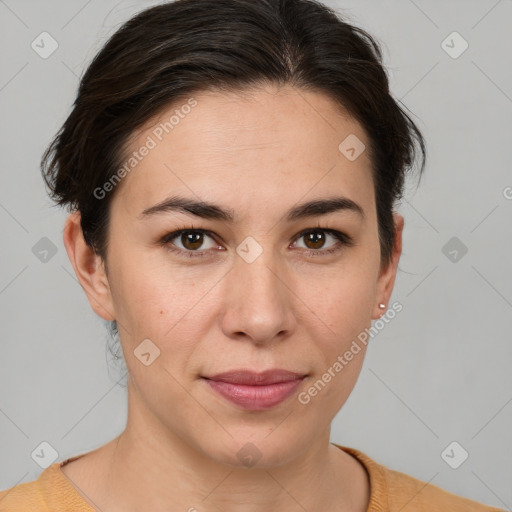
[160,226,353,260]
[161,229,218,256]
[303,230,327,250]
[292,228,354,257]
[180,231,205,250]
[295,229,338,251]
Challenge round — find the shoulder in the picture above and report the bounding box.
[0,477,46,511]
[383,465,503,511]
[333,444,504,511]
[0,456,95,512]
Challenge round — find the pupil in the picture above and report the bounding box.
[307,231,324,249]
[183,232,202,250]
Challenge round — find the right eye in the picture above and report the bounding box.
[159,228,223,258]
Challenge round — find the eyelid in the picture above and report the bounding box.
[291,228,355,253]
[159,228,221,254]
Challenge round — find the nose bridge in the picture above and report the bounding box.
[238,245,282,300]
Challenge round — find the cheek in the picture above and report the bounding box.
[112,259,217,365]
[300,286,371,416]
[293,264,375,406]
[295,264,376,337]
[306,348,367,425]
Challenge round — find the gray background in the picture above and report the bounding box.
[0,0,511,509]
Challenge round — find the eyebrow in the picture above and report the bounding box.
[138,194,365,223]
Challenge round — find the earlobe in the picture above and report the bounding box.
[63,211,116,322]
[372,213,404,320]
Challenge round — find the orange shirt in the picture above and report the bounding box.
[0,443,504,511]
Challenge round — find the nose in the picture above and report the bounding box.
[219,247,296,345]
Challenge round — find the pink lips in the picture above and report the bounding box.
[202,369,306,410]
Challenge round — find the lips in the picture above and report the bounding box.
[202,369,307,410]
[203,369,306,385]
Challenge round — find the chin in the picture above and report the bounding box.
[200,429,306,470]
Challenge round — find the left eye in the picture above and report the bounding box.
[292,229,342,251]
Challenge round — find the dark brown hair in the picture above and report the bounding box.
[40,0,425,365]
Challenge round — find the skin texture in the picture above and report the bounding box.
[62,83,404,512]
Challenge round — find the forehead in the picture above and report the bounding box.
[111,84,374,220]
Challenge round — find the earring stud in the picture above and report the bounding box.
[379,303,386,309]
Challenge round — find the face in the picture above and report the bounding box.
[66,83,403,468]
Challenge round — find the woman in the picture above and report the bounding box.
[0,0,504,510]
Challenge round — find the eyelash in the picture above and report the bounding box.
[158,225,355,259]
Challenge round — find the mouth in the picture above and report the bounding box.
[201,369,307,410]
[203,369,307,385]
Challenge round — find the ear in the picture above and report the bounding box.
[63,211,116,322]
[372,212,404,320]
